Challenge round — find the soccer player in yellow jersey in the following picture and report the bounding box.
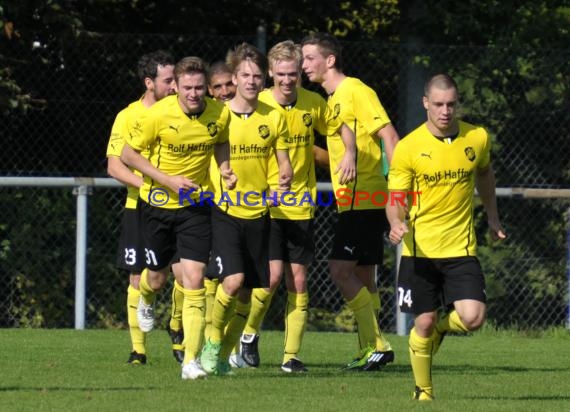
[234,40,357,372]
[208,61,237,103]
[386,74,506,400]
[200,43,293,376]
[106,50,176,365]
[121,56,237,380]
[201,61,237,343]
[301,32,400,370]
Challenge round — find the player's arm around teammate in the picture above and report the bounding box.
[121,56,235,380]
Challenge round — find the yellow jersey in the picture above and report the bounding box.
[328,77,392,212]
[209,100,289,219]
[126,95,230,209]
[388,120,491,258]
[260,88,341,220]
[106,98,149,209]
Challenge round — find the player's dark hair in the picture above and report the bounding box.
[208,61,232,84]
[137,50,175,83]
[301,32,343,71]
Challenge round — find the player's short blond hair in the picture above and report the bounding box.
[267,40,302,70]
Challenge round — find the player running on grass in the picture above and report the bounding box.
[387,73,506,400]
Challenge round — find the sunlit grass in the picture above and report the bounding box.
[1,328,569,411]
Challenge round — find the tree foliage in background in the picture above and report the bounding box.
[3,0,399,111]
[403,0,569,48]
[397,0,570,328]
[3,0,568,113]
[0,190,76,327]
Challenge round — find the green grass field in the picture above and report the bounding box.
[1,328,569,411]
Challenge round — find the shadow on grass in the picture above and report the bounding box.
[238,361,410,378]
[434,364,568,374]
[233,361,567,379]
[468,395,570,401]
[0,386,160,392]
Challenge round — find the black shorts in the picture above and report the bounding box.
[208,206,270,289]
[116,205,146,273]
[329,209,388,265]
[139,201,211,271]
[269,218,314,265]
[397,256,486,315]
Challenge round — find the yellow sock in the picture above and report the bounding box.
[368,290,391,350]
[243,288,274,335]
[127,285,146,354]
[221,299,251,360]
[347,287,374,350]
[210,286,236,343]
[409,327,434,399]
[204,278,219,341]
[437,310,469,333]
[169,279,184,332]
[138,269,156,305]
[182,287,205,363]
[347,287,391,352]
[283,291,308,363]
[370,290,381,318]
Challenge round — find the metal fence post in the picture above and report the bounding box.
[256,20,266,54]
[73,184,92,329]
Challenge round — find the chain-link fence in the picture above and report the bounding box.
[1,32,569,331]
